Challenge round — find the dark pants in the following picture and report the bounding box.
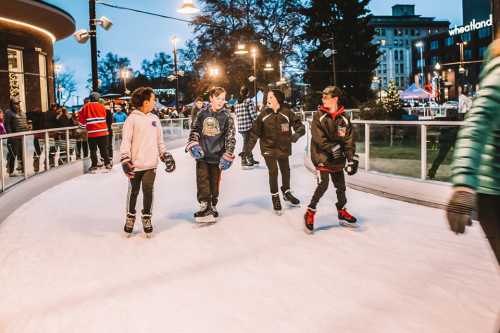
[33,137,43,172]
[127,169,156,216]
[478,194,500,265]
[107,133,113,161]
[6,138,23,174]
[241,131,253,159]
[76,140,89,159]
[88,136,110,167]
[429,142,453,177]
[264,156,290,194]
[308,171,347,210]
[196,160,221,205]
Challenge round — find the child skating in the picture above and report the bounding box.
[186,87,236,223]
[304,86,359,233]
[120,87,176,237]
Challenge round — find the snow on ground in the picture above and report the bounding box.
[0,137,499,333]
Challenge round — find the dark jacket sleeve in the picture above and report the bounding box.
[188,111,202,142]
[311,113,335,153]
[244,111,264,154]
[4,111,13,133]
[290,111,305,138]
[224,113,236,155]
[343,118,356,161]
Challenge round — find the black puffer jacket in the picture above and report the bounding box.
[245,106,305,159]
[310,107,355,170]
[4,108,28,134]
[189,106,236,164]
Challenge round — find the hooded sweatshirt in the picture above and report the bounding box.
[119,110,167,171]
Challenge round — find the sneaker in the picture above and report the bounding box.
[338,208,358,228]
[142,214,153,236]
[124,213,136,235]
[272,193,282,215]
[194,202,216,223]
[282,189,300,206]
[304,208,316,234]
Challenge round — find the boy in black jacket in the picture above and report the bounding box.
[304,86,359,233]
[186,87,236,223]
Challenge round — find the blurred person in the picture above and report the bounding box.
[113,107,127,123]
[4,97,28,176]
[26,107,46,172]
[0,108,6,135]
[190,96,204,122]
[446,39,500,265]
[74,98,89,160]
[235,86,258,169]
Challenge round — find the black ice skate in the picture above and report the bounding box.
[141,214,153,237]
[212,198,219,218]
[240,153,254,170]
[272,193,282,216]
[338,208,359,228]
[194,202,216,224]
[304,208,316,234]
[88,166,99,174]
[124,213,136,236]
[282,189,300,207]
[248,155,259,166]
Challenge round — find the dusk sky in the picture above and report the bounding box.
[48,0,463,104]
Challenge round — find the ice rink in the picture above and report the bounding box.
[1,138,499,333]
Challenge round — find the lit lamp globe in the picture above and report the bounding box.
[177,0,200,14]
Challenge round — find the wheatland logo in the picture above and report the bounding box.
[449,14,493,36]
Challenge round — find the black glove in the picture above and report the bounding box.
[291,132,301,143]
[161,152,176,173]
[446,188,475,234]
[331,144,344,160]
[121,158,135,178]
[345,154,359,176]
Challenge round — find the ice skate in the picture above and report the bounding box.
[304,208,316,234]
[194,202,216,224]
[142,214,153,237]
[123,213,136,237]
[338,208,359,228]
[88,166,99,174]
[283,189,301,207]
[240,154,254,170]
[272,193,282,216]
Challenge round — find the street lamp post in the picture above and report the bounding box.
[172,36,180,112]
[120,68,130,95]
[331,35,337,86]
[416,41,424,88]
[89,0,99,92]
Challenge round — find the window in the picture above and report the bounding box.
[411,29,415,36]
[462,32,471,42]
[400,63,404,74]
[7,48,26,113]
[445,36,454,46]
[479,46,488,59]
[381,29,386,36]
[399,50,404,60]
[478,27,492,39]
[394,50,399,61]
[396,64,399,74]
[431,40,439,50]
[38,53,49,112]
[431,56,440,66]
[464,49,472,60]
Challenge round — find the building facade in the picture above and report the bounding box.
[369,5,450,90]
[0,1,75,114]
[411,0,494,100]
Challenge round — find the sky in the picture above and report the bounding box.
[49,0,463,105]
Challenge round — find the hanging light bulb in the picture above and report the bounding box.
[234,43,249,55]
[177,0,200,14]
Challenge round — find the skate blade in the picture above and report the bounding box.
[274,210,283,216]
[195,215,216,224]
[304,226,314,235]
[241,166,255,170]
[286,202,301,208]
[124,232,133,238]
[144,232,153,238]
[339,220,359,229]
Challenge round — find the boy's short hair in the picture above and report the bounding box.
[209,87,226,98]
[322,86,343,98]
[195,96,204,103]
[131,87,155,108]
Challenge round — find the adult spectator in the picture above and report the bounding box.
[190,96,204,121]
[4,97,28,176]
[106,104,114,161]
[0,109,6,135]
[27,107,46,172]
[74,98,89,160]
[113,107,127,123]
[79,92,111,172]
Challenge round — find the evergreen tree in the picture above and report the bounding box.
[383,80,403,119]
[301,0,379,107]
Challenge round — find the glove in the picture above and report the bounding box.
[121,158,135,179]
[219,153,235,171]
[160,152,176,173]
[291,132,302,143]
[345,154,359,176]
[446,187,476,234]
[331,144,344,160]
[185,141,204,160]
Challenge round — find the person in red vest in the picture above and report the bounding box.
[79,92,111,173]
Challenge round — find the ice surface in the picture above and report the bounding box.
[0,137,499,333]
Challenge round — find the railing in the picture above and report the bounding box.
[0,117,192,193]
[305,119,465,182]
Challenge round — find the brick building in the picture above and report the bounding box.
[0,1,75,114]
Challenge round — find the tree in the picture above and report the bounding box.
[190,0,304,96]
[55,71,77,106]
[141,52,174,82]
[383,80,403,120]
[97,52,131,93]
[301,0,379,107]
